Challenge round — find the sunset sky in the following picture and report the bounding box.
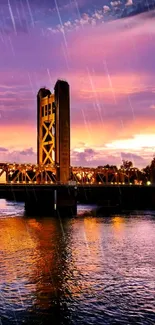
[0,0,155,168]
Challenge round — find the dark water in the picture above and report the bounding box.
[0,199,155,325]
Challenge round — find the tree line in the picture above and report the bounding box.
[97,157,155,184]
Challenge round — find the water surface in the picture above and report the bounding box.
[0,199,155,325]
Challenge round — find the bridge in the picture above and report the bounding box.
[0,162,144,185]
[0,80,154,215]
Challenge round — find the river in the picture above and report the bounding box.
[0,199,155,325]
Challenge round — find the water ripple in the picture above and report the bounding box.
[0,200,155,324]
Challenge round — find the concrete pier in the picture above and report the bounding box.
[25,186,77,216]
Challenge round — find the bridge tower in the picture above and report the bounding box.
[37,80,70,183]
[54,80,70,183]
[37,88,55,165]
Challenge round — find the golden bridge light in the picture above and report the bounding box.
[77,173,82,180]
[0,162,148,186]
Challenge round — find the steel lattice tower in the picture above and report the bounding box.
[37,88,55,165]
[37,80,70,183]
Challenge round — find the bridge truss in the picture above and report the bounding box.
[0,163,143,185]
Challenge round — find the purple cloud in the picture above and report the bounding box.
[0,1,155,167]
[0,147,8,152]
[0,147,36,163]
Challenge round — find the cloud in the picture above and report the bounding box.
[47,11,105,33]
[0,147,8,152]
[111,1,121,7]
[71,134,155,168]
[121,151,145,165]
[125,0,133,6]
[105,134,155,151]
[47,2,155,34]
[71,147,120,167]
[0,144,151,168]
[103,5,111,13]
[0,147,36,163]
[1,0,155,38]
[71,145,151,168]
[121,152,144,160]
[19,148,35,156]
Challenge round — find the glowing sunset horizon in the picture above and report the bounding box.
[0,0,155,168]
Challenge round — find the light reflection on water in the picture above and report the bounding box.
[0,199,155,325]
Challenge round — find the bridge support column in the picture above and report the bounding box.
[24,186,77,217]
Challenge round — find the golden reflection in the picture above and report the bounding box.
[0,218,36,253]
[84,217,100,241]
[26,218,65,309]
[71,218,103,276]
[0,217,38,292]
[58,217,105,298]
[27,219,43,231]
[111,216,125,232]
[0,217,67,310]
[0,214,128,309]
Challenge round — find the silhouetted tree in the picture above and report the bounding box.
[120,160,133,169]
[143,165,150,177]
[150,156,155,183]
[142,156,155,184]
[97,165,118,170]
[151,156,155,167]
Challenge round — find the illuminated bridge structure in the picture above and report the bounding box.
[0,163,143,185]
[0,79,154,215]
[0,79,146,186]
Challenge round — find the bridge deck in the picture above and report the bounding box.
[0,183,153,191]
[0,183,154,211]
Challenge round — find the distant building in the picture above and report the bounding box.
[37,80,70,183]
